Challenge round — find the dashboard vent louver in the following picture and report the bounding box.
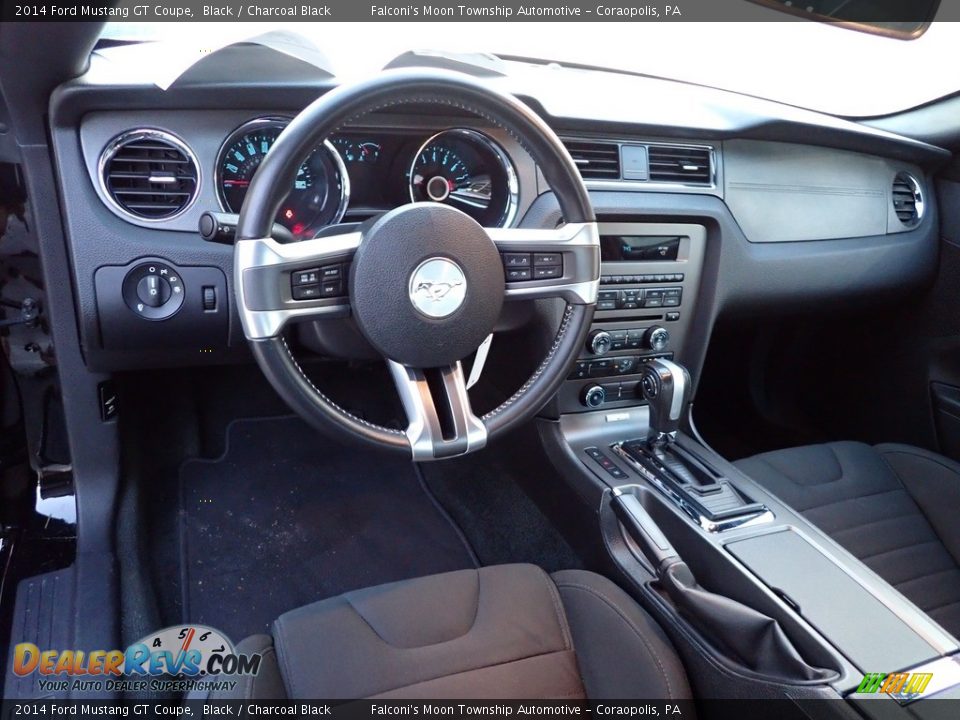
[100,131,199,221]
[648,145,712,184]
[562,138,621,180]
[892,172,923,227]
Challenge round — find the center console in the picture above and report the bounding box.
[548,355,960,709]
[557,222,705,413]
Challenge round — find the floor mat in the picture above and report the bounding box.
[418,445,583,573]
[178,416,476,640]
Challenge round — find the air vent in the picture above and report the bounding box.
[648,145,712,185]
[892,172,924,227]
[562,138,621,180]
[99,130,199,221]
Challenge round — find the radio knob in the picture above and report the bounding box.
[582,384,606,409]
[644,326,670,352]
[587,330,613,356]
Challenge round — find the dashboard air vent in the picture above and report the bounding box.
[562,138,621,180]
[100,130,199,221]
[648,145,712,185]
[892,172,923,227]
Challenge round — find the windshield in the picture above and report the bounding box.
[100,21,960,118]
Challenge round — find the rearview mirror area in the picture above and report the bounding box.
[749,0,939,39]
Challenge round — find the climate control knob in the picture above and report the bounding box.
[644,326,670,352]
[581,384,606,409]
[587,330,613,356]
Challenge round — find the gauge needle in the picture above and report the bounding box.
[223,180,250,186]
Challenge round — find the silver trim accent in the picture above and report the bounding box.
[466,334,493,390]
[408,257,467,318]
[409,128,520,228]
[893,171,925,228]
[489,222,600,304]
[235,230,362,340]
[97,128,201,224]
[611,446,775,534]
[388,360,487,461]
[215,116,350,233]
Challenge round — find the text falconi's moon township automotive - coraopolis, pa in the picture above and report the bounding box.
[370,5,678,18]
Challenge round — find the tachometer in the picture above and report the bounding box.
[409,129,518,227]
[217,117,349,239]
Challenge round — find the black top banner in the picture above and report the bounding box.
[0,0,952,24]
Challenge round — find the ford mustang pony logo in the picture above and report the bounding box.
[409,258,468,318]
[414,280,463,301]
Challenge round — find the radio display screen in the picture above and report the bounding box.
[600,235,682,262]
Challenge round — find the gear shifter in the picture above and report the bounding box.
[640,358,691,445]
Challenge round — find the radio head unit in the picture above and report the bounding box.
[600,235,682,262]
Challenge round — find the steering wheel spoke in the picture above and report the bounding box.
[236,69,598,457]
[489,222,600,304]
[388,360,487,461]
[235,229,362,339]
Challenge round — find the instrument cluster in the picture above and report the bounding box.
[216,118,519,238]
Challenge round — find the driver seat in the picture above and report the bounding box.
[211,564,691,699]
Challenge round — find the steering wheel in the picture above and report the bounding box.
[234,69,599,460]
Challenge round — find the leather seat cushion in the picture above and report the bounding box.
[735,441,960,638]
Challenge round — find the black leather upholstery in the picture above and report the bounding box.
[211,564,691,700]
[736,441,960,639]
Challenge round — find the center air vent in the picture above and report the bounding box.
[562,138,621,180]
[648,145,712,185]
[892,172,924,227]
[99,130,199,221]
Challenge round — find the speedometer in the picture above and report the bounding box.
[217,117,349,239]
[409,129,518,227]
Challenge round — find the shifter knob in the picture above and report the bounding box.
[640,358,691,444]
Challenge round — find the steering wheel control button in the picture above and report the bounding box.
[503,253,531,268]
[350,203,504,368]
[533,266,562,280]
[122,261,184,320]
[505,267,532,281]
[292,285,323,301]
[503,252,564,282]
[409,258,468,319]
[290,263,346,300]
[533,253,562,267]
[292,268,320,285]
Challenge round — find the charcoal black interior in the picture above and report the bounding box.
[5,19,960,711]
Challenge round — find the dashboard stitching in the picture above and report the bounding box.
[279,335,405,436]
[482,304,575,421]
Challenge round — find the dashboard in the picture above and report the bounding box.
[48,50,944,381]
[87,112,527,240]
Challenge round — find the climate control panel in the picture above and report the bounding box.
[585,327,670,356]
[557,220,706,415]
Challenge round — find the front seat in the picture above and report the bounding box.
[736,441,960,639]
[213,564,691,699]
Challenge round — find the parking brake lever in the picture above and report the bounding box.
[613,492,679,575]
